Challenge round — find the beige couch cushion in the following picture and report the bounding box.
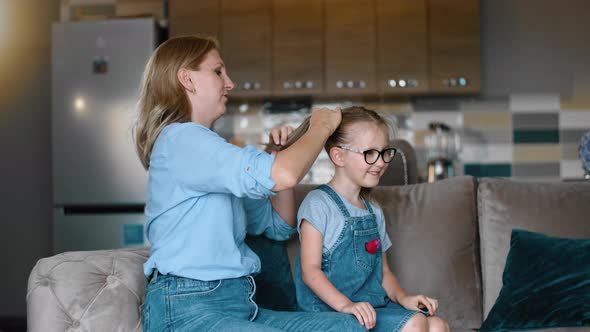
[27,247,149,332]
[290,176,482,330]
[477,178,590,319]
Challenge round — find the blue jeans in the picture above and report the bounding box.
[143,272,367,331]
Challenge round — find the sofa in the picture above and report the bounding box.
[27,176,590,332]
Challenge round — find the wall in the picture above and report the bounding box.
[0,0,60,319]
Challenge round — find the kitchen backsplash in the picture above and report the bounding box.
[214,94,590,183]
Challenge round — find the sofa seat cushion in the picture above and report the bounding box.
[478,178,590,319]
[27,247,149,332]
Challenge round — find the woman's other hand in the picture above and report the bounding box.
[266,125,294,153]
[309,106,342,136]
[398,294,438,316]
[339,301,376,329]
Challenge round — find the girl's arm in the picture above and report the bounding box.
[382,253,438,315]
[381,253,407,303]
[300,220,376,328]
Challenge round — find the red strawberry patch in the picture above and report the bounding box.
[365,238,381,254]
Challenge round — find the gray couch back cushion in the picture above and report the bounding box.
[477,178,590,319]
[290,176,482,330]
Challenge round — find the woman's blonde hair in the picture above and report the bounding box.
[133,36,219,169]
[267,106,392,200]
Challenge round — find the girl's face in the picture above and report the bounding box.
[339,122,391,189]
[187,49,234,126]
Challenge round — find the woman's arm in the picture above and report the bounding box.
[266,126,296,227]
[271,107,341,191]
[300,220,376,328]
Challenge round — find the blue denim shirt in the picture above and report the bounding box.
[143,122,296,281]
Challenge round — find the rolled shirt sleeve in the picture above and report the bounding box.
[163,123,276,199]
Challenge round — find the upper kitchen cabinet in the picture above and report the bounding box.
[325,0,377,96]
[428,0,480,94]
[376,0,429,94]
[272,0,323,96]
[168,0,219,38]
[221,0,272,97]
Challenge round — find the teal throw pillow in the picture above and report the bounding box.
[480,229,590,331]
[245,235,297,311]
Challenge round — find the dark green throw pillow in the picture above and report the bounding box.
[480,229,590,332]
[245,235,297,311]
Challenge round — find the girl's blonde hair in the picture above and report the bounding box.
[133,36,219,169]
[268,106,392,199]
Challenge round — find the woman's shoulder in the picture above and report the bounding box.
[161,122,213,139]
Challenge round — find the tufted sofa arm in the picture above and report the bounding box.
[27,247,150,332]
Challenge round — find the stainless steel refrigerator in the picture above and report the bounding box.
[52,18,156,254]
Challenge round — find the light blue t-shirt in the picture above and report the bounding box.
[297,188,392,253]
[143,122,296,281]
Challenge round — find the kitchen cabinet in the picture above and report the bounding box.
[324,0,376,95]
[272,0,323,96]
[166,0,480,97]
[220,0,272,97]
[376,0,429,94]
[428,0,480,94]
[168,0,219,38]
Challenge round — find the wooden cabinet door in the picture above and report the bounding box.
[325,0,376,96]
[169,0,219,39]
[272,0,323,96]
[376,0,429,95]
[220,0,272,97]
[429,0,480,94]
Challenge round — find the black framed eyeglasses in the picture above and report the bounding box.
[338,145,397,165]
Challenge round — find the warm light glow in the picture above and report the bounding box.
[0,2,9,50]
[74,97,86,112]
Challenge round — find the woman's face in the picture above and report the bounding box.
[187,49,234,126]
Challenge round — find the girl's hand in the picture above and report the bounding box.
[340,301,376,329]
[266,125,294,153]
[309,106,342,135]
[398,294,438,316]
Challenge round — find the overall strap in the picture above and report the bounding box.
[360,195,374,214]
[316,185,351,218]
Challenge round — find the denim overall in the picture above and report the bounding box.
[295,185,419,332]
[296,185,389,311]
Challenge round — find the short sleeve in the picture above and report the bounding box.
[374,205,392,252]
[159,123,276,199]
[296,190,330,238]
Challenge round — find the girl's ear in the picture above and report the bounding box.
[177,68,195,93]
[329,146,345,167]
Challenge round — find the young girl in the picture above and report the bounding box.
[134,36,368,331]
[288,106,450,332]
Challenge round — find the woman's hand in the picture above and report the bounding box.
[339,301,376,329]
[398,294,438,316]
[266,125,294,153]
[309,106,342,136]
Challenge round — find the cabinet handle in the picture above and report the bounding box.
[442,77,469,87]
[306,80,314,89]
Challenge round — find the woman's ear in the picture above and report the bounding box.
[177,68,195,93]
[329,146,345,167]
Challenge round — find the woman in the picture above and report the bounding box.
[133,36,366,331]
